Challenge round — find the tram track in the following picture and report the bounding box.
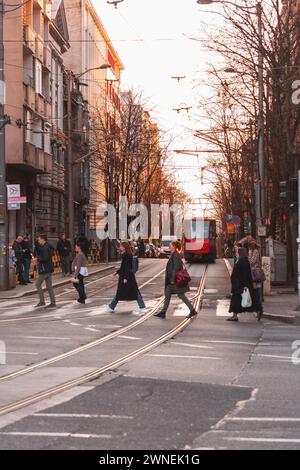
[0,262,164,325]
[0,264,208,418]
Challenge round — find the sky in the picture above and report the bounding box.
[93,0,223,207]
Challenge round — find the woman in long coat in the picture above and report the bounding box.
[228,247,253,322]
[155,241,196,319]
[105,241,146,314]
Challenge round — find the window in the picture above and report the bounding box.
[35,60,42,95]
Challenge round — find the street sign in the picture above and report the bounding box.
[8,203,20,211]
[7,196,27,204]
[7,185,26,210]
[7,184,20,201]
[258,226,267,237]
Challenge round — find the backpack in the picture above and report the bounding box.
[131,255,139,274]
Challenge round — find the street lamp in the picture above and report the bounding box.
[67,64,111,246]
[197,0,265,242]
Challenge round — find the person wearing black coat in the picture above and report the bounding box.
[228,247,253,322]
[104,241,146,314]
[12,236,26,285]
[57,233,73,276]
[35,235,56,309]
[155,241,197,319]
[22,236,33,284]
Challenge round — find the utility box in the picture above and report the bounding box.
[265,240,287,284]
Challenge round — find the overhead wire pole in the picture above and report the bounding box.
[0,0,9,290]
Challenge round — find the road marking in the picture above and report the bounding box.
[173,309,189,317]
[224,437,300,444]
[5,351,38,355]
[171,342,213,350]
[85,328,100,333]
[34,413,134,420]
[216,299,230,317]
[5,336,72,341]
[201,340,257,346]
[254,354,292,360]
[118,335,141,341]
[204,289,218,294]
[0,431,112,439]
[227,417,300,422]
[68,322,81,326]
[146,354,221,360]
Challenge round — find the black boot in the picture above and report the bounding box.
[155,311,166,319]
[187,309,197,319]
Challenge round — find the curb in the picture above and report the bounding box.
[0,265,116,300]
[223,259,298,324]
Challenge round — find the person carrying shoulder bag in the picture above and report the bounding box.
[72,243,88,304]
[155,240,196,320]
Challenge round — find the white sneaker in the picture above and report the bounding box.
[103,304,114,313]
[132,308,148,315]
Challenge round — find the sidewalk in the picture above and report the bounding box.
[223,258,300,324]
[0,263,116,301]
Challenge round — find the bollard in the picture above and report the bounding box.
[262,256,271,296]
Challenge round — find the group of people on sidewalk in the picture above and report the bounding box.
[228,236,265,322]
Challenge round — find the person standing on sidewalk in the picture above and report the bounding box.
[22,235,33,284]
[155,241,196,320]
[227,247,253,322]
[72,243,88,304]
[12,236,26,285]
[104,241,147,315]
[57,233,72,277]
[35,235,56,309]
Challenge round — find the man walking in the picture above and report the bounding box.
[35,234,56,309]
[12,235,26,285]
[56,233,72,276]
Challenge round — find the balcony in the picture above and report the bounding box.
[44,101,52,121]
[35,94,45,116]
[24,143,46,174]
[43,46,51,71]
[33,0,43,8]
[35,35,44,62]
[44,0,52,19]
[24,85,36,110]
[24,25,35,53]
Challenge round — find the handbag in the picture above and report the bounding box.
[251,267,266,283]
[71,277,79,284]
[175,266,191,288]
[241,287,252,308]
[79,267,89,277]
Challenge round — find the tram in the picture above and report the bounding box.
[183,218,217,262]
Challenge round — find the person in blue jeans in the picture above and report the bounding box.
[104,241,146,315]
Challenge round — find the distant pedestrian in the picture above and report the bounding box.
[227,247,253,322]
[35,235,56,309]
[155,241,196,320]
[57,233,72,276]
[248,241,264,321]
[12,235,26,285]
[104,241,147,315]
[76,233,89,258]
[72,243,88,304]
[22,235,33,284]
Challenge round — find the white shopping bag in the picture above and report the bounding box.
[241,287,252,308]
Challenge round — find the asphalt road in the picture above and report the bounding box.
[0,259,299,450]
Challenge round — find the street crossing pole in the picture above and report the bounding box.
[0,0,9,290]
